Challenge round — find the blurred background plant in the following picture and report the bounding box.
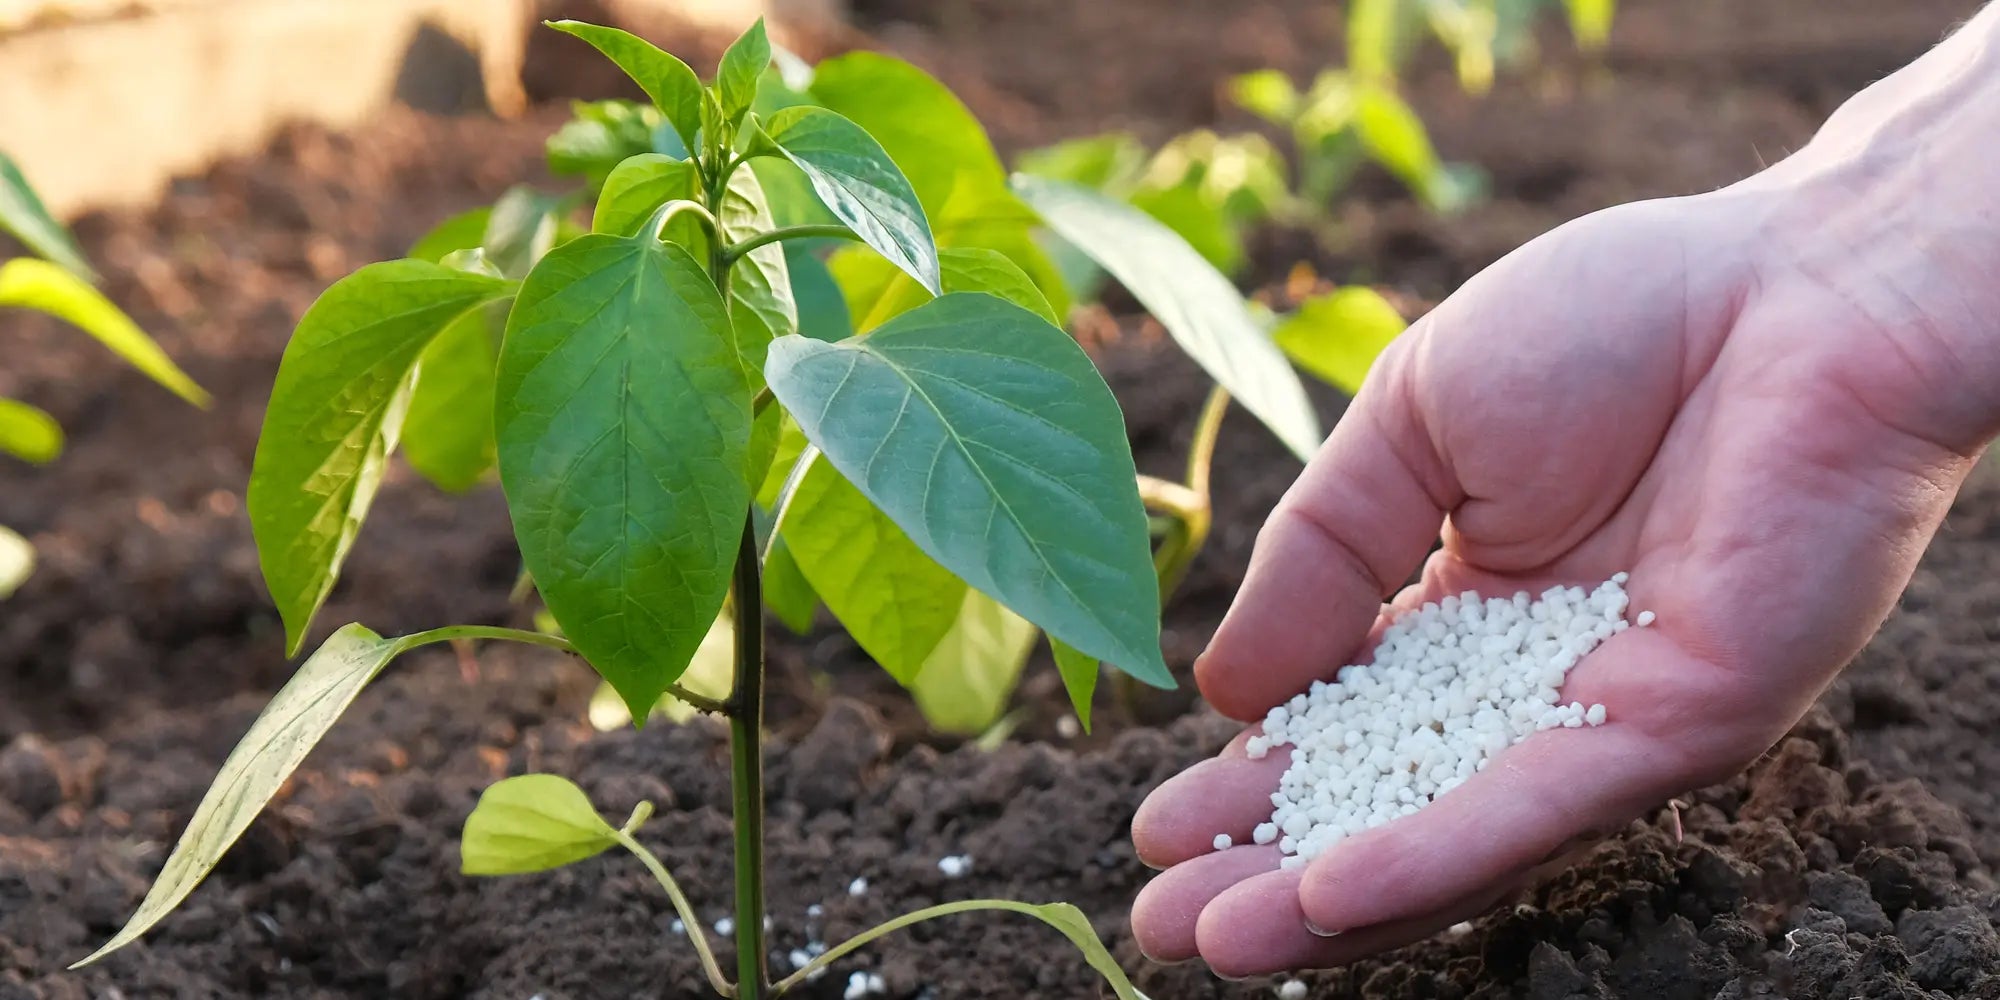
[0,150,207,599]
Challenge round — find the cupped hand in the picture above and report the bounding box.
[1128,191,1990,977]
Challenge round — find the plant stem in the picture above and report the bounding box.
[396,624,722,713]
[1184,386,1229,502]
[725,513,770,998]
[612,810,735,997]
[721,224,860,264]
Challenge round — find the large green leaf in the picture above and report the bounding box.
[764,106,940,295]
[785,242,853,342]
[461,773,621,875]
[1271,287,1408,395]
[0,258,209,407]
[806,52,1002,220]
[0,397,62,464]
[782,456,965,682]
[855,247,1056,332]
[0,525,29,599]
[547,21,704,154]
[249,261,511,653]
[0,151,91,278]
[762,534,818,633]
[402,303,505,492]
[714,18,770,125]
[496,235,751,718]
[73,624,410,966]
[765,293,1168,684]
[910,589,1037,734]
[1011,175,1321,461]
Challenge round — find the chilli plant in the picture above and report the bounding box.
[73,19,1180,996]
[0,151,209,598]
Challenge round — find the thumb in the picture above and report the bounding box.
[1196,340,1459,721]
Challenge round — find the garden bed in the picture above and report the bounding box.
[2,0,1997,996]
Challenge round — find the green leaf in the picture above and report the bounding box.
[402,303,505,492]
[806,52,1003,220]
[854,247,1056,332]
[782,456,966,682]
[1050,638,1100,733]
[0,150,91,278]
[1564,0,1615,48]
[546,99,670,188]
[0,525,29,599]
[764,106,940,295]
[1347,0,1423,82]
[1011,176,1321,461]
[714,18,770,126]
[1128,181,1244,277]
[0,258,209,407]
[547,21,705,155]
[0,397,62,464]
[785,242,854,342]
[658,611,735,723]
[1354,84,1477,211]
[1230,70,1301,124]
[495,235,751,718]
[720,164,797,376]
[1272,287,1408,395]
[592,153,701,239]
[765,293,1168,685]
[408,207,492,263]
[73,624,415,967]
[762,534,819,634]
[1015,133,1147,192]
[910,589,1037,734]
[249,261,511,653]
[483,186,563,279]
[461,773,620,875]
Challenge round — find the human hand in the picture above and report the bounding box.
[1127,169,2000,975]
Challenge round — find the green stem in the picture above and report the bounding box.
[770,901,1078,995]
[721,224,860,265]
[397,625,723,714]
[1184,386,1228,503]
[726,513,770,997]
[650,199,723,244]
[612,806,736,997]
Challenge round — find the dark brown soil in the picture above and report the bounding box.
[4,0,1999,996]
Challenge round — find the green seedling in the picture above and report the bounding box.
[74,19,1190,996]
[0,150,209,597]
[1347,0,1616,96]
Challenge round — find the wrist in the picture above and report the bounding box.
[1724,5,2000,451]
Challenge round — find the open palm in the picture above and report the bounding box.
[1129,194,1987,977]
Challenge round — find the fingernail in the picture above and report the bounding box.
[1304,919,1342,938]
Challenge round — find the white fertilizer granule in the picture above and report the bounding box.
[1239,576,1652,869]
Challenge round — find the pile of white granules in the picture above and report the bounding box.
[1232,574,1651,870]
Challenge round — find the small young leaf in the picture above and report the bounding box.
[1230,70,1301,124]
[763,106,940,295]
[546,99,670,187]
[855,247,1057,332]
[1353,84,1476,211]
[1271,287,1408,395]
[0,150,91,278]
[0,397,62,464]
[546,21,704,155]
[1012,176,1321,461]
[1049,638,1100,733]
[73,624,413,967]
[784,242,854,342]
[0,258,209,407]
[496,235,751,719]
[483,186,563,279]
[719,164,797,377]
[402,303,506,492]
[766,293,1169,686]
[461,774,621,875]
[806,52,1002,218]
[910,589,1038,734]
[592,153,701,239]
[408,206,493,263]
[249,261,511,653]
[782,457,966,682]
[714,18,770,126]
[0,525,30,600]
